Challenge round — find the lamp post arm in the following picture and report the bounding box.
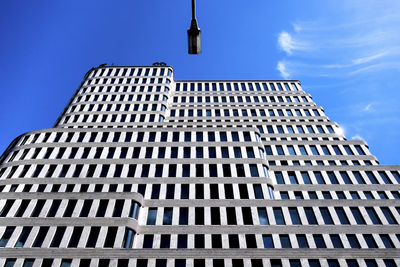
[192,0,196,20]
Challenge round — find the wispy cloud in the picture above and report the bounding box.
[351,135,365,141]
[363,103,373,112]
[276,61,290,79]
[277,31,310,55]
[275,4,400,79]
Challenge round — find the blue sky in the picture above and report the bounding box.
[0,0,399,164]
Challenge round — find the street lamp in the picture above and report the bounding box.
[187,0,201,54]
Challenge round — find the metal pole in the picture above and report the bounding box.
[192,0,196,19]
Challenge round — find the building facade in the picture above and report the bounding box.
[0,65,399,267]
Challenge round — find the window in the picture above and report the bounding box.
[350,207,366,224]
[314,234,326,248]
[143,235,153,248]
[366,207,381,224]
[364,234,377,248]
[0,226,15,247]
[280,235,291,248]
[229,234,239,248]
[320,207,333,224]
[380,234,394,248]
[289,208,301,225]
[177,235,187,248]
[347,234,360,248]
[273,208,285,225]
[163,208,173,225]
[32,227,49,247]
[15,226,32,247]
[335,207,350,224]
[304,207,318,225]
[381,207,396,224]
[296,234,308,248]
[253,184,263,199]
[147,208,157,225]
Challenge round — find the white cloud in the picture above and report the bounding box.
[336,125,345,137]
[351,135,365,141]
[292,23,302,33]
[278,32,295,54]
[276,10,400,78]
[277,31,310,55]
[363,103,373,112]
[276,61,290,79]
[352,52,387,65]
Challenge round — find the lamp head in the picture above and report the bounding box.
[188,19,201,54]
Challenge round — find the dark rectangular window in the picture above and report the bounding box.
[86,227,100,248]
[229,234,239,248]
[280,235,291,248]
[195,207,204,225]
[366,207,381,224]
[245,234,257,248]
[296,234,308,248]
[32,226,49,247]
[68,227,83,248]
[314,234,326,248]
[14,226,32,248]
[350,207,366,224]
[0,226,15,247]
[347,234,360,248]
[226,207,237,225]
[273,208,285,225]
[335,207,349,224]
[104,227,118,248]
[179,207,188,225]
[50,226,66,247]
[212,234,222,248]
[178,234,187,248]
[147,208,157,225]
[320,207,333,224]
[258,208,269,225]
[163,207,173,225]
[289,207,301,225]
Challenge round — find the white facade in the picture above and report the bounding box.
[0,65,399,267]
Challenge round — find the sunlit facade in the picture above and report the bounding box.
[0,65,399,267]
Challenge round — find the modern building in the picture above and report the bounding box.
[0,64,399,267]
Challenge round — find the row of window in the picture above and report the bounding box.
[91,67,172,78]
[144,205,399,226]
[1,181,398,201]
[265,143,365,156]
[137,233,399,249]
[7,146,264,163]
[173,94,309,104]
[169,108,323,119]
[1,163,268,179]
[268,158,375,167]
[75,91,169,104]
[0,183,135,194]
[279,190,400,200]
[62,113,165,124]
[0,199,140,219]
[0,182,271,200]
[1,258,397,267]
[0,226,134,249]
[258,124,335,135]
[79,86,169,96]
[69,102,168,113]
[175,82,300,92]
[3,227,397,251]
[86,76,172,86]
[15,130,260,147]
[274,170,400,185]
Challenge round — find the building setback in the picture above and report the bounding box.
[0,65,399,267]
